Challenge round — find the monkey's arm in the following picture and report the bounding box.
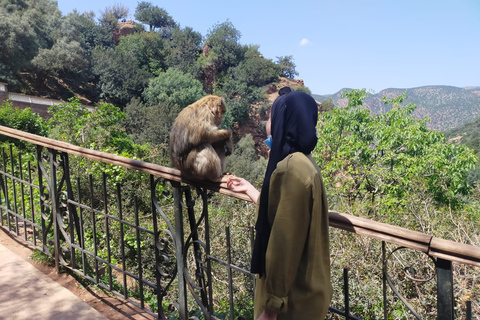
[207,128,231,144]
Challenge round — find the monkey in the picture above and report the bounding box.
[169,95,233,182]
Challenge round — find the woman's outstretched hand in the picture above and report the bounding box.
[227,176,260,204]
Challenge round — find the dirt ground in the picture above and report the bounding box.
[0,229,155,320]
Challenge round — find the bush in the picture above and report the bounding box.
[226,134,267,188]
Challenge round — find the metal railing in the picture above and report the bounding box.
[0,125,478,320]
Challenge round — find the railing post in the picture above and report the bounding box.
[172,181,187,320]
[344,268,350,320]
[48,148,61,273]
[382,241,388,320]
[436,258,454,320]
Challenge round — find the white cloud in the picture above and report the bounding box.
[300,38,310,46]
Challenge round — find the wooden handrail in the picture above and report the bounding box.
[0,125,252,201]
[1,125,479,267]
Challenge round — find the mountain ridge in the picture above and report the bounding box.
[312,85,480,131]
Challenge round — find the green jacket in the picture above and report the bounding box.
[254,152,332,319]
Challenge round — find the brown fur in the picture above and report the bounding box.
[169,95,233,181]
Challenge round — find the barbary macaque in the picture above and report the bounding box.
[169,95,233,181]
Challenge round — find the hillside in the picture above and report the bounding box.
[444,116,480,158]
[313,86,480,131]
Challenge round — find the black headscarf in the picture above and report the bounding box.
[251,90,319,275]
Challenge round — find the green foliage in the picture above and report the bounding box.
[313,89,477,216]
[229,45,280,87]
[117,32,167,75]
[30,249,55,266]
[61,10,115,54]
[124,97,174,149]
[139,68,205,143]
[294,86,312,95]
[205,21,243,73]
[32,38,88,77]
[226,134,267,188]
[134,1,176,32]
[275,55,298,79]
[0,100,48,147]
[319,98,335,112]
[164,26,203,76]
[47,97,142,156]
[142,68,205,109]
[0,0,62,88]
[92,46,151,108]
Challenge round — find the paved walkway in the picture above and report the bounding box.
[0,242,108,320]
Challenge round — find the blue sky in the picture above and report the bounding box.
[56,0,480,95]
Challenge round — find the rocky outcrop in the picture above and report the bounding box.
[113,20,135,44]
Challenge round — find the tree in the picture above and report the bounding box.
[313,89,477,213]
[276,55,298,79]
[100,4,129,21]
[32,38,88,77]
[204,21,243,73]
[92,47,151,108]
[0,0,62,89]
[142,68,205,109]
[165,26,203,76]
[117,32,167,75]
[134,2,176,32]
[134,68,205,144]
[229,45,280,87]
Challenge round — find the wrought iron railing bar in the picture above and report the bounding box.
[207,256,252,275]
[76,177,87,277]
[18,153,27,241]
[48,149,61,273]
[328,307,364,320]
[102,172,113,291]
[436,258,454,320]
[0,170,39,190]
[9,145,19,236]
[151,175,166,320]
[201,189,214,317]
[0,205,42,230]
[134,195,145,309]
[382,241,388,320]
[63,154,80,269]
[36,146,48,254]
[28,160,37,247]
[1,147,10,231]
[226,226,235,320]
[117,183,128,299]
[172,181,188,319]
[88,174,100,283]
[66,199,155,235]
[344,268,350,320]
[466,300,471,320]
[184,186,210,311]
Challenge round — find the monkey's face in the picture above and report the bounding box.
[211,99,226,125]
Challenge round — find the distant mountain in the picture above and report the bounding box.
[312,86,480,131]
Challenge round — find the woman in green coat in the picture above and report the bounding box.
[228,89,332,319]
